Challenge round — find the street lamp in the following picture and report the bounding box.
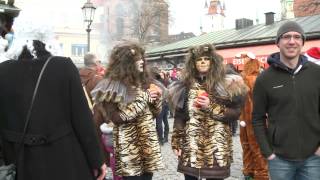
[82,0,96,52]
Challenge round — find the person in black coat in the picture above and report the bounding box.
[0,38,106,179]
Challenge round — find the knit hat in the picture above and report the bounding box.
[305,47,320,65]
[276,21,305,44]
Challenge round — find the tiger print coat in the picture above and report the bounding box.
[171,74,247,179]
[92,79,164,176]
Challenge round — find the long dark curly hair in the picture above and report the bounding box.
[105,42,151,88]
[183,43,226,92]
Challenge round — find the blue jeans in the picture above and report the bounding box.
[156,103,169,142]
[268,155,320,180]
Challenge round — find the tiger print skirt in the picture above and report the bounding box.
[171,75,247,178]
[180,86,233,169]
[113,108,164,176]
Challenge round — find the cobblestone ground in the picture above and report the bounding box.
[105,118,244,180]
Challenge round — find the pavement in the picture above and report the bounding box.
[106,118,244,180]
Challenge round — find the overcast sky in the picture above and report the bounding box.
[168,0,282,35]
[15,0,85,27]
[15,0,281,36]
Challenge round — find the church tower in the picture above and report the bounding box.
[281,0,294,19]
[201,0,226,33]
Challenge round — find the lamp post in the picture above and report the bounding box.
[81,0,96,52]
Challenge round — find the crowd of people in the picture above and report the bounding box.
[0,13,320,180]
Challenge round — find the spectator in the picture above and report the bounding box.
[79,53,104,99]
[0,15,106,180]
[153,70,170,145]
[239,53,269,180]
[170,68,178,81]
[225,63,240,137]
[79,53,109,174]
[99,122,122,180]
[96,60,106,76]
[252,21,320,180]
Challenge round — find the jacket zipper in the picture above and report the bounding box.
[292,74,301,155]
[292,75,296,107]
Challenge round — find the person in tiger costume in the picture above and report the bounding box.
[169,44,248,180]
[91,42,164,180]
[239,53,269,180]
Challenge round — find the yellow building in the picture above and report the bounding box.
[13,0,168,67]
[54,27,104,67]
[15,0,106,67]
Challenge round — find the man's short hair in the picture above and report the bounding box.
[84,53,97,66]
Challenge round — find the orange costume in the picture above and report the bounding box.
[239,56,269,180]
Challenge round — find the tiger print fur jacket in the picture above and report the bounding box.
[170,74,248,179]
[91,79,164,176]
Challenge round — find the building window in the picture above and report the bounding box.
[71,44,87,57]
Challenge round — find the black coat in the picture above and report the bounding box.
[0,56,104,180]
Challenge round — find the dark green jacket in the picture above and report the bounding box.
[252,52,320,160]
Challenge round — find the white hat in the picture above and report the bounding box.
[5,10,63,60]
[235,52,256,59]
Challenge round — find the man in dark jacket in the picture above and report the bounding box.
[252,21,320,180]
[79,53,110,168]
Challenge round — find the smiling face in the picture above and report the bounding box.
[277,31,303,60]
[195,56,211,74]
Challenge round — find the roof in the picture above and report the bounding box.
[146,14,320,59]
[168,32,195,43]
[0,4,20,17]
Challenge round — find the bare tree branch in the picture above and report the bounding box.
[128,0,168,44]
